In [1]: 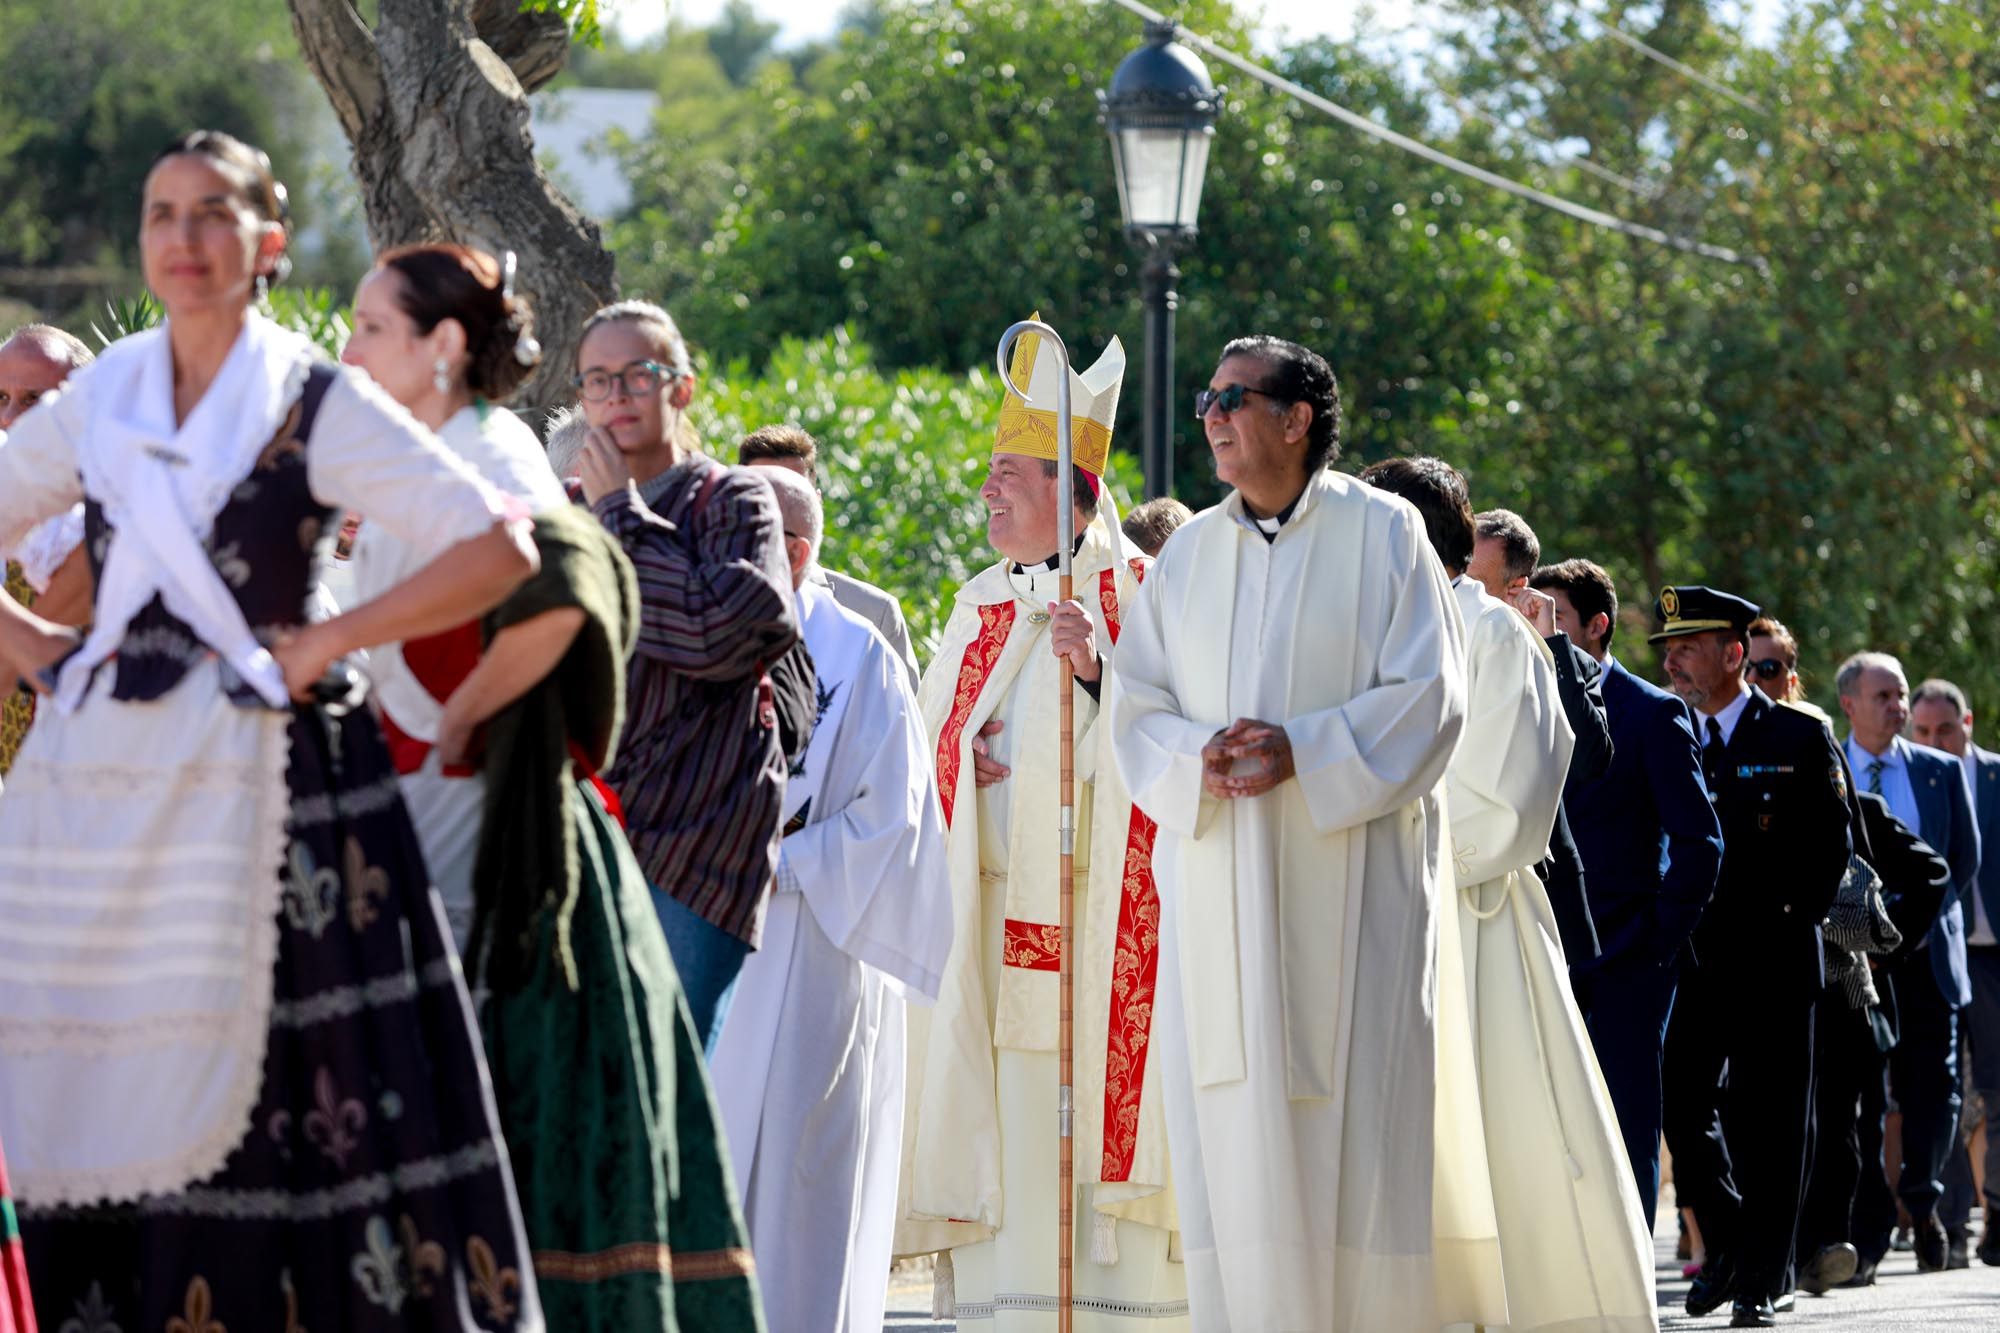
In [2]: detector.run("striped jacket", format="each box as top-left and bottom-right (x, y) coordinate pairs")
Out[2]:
(592, 456), (799, 944)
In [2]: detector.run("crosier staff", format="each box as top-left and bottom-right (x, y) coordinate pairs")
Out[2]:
(994, 317), (1077, 1333)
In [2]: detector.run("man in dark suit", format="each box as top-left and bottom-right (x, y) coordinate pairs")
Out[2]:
(1836, 655), (1983, 1272)
(1913, 677), (2000, 1266)
(1653, 586), (1852, 1328)
(1530, 560), (1721, 1230)
(1470, 511), (1608, 965)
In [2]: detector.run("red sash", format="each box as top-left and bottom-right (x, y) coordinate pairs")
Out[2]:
(1097, 556), (1162, 1183)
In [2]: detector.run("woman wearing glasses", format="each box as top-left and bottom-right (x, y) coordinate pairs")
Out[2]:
(569, 301), (801, 1053)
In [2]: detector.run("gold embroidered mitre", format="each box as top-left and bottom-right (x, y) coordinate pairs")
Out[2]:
(993, 313), (1126, 477)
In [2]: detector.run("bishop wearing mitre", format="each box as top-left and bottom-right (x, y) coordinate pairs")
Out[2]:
(897, 318), (1187, 1329)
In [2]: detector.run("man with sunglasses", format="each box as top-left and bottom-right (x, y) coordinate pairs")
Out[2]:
(1109, 337), (1471, 1329)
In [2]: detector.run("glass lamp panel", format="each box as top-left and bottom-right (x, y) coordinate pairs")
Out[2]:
(1174, 128), (1213, 229)
(1116, 124), (1197, 231)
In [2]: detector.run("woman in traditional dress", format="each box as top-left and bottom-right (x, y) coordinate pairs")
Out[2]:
(340, 246), (766, 1331)
(338, 243), (571, 947)
(0, 130), (545, 1330)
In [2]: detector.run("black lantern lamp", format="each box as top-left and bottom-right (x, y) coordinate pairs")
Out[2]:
(1100, 20), (1221, 499)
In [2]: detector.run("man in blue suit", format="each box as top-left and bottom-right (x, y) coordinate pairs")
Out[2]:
(1531, 559), (1723, 1228)
(1837, 652), (1982, 1272)
(1909, 677), (2000, 1265)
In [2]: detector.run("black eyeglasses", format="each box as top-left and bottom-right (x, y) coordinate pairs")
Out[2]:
(1193, 383), (1284, 420)
(573, 360), (676, 402)
(1750, 658), (1791, 679)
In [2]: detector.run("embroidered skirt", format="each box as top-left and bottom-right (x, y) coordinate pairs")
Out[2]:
(15, 702), (542, 1331)
(479, 779), (763, 1332)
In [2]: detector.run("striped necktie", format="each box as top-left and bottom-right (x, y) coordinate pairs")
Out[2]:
(1867, 758), (1885, 795)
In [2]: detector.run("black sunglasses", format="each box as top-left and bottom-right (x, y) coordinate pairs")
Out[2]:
(1193, 383), (1285, 420)
(1750, 658), (1791, 679)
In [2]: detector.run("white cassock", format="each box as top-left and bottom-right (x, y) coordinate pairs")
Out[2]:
(712, 577), (953, 1333)
(1443, 578), (1658, 1333)
(897, 514), (1187, 1330)
(1109, 470), (1479, 1332)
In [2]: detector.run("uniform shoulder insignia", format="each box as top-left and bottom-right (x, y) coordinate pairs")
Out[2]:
(1832, 761), (1848, 801)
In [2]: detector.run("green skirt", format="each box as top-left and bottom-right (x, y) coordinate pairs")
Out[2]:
(479, 779), (765, 1332)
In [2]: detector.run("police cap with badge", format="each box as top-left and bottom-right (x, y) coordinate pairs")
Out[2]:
(1647, 585), (1761, 643)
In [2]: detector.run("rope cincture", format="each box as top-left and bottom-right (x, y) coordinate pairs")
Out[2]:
(1098, 0), (1768, 274)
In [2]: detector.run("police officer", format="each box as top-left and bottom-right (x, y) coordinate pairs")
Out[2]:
(1653, 586), (1853, 1328)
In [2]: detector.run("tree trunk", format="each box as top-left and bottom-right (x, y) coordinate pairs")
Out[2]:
(287, 0), (616, 417)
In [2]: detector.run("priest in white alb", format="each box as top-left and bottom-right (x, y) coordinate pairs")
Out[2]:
(710, 466), (953, 1332)
(1361, 455), (1657, 1333)
(1108, 336), (1477, 1332)
(896, 318), (1186, 1329)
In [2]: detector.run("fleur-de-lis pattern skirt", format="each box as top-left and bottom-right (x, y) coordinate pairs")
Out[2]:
(18, 704), (543, 1331)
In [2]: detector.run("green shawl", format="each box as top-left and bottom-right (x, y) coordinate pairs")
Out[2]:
(467, 501), (640, 993)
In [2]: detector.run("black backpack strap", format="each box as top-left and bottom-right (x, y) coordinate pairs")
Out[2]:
(294, 362), (340, 444)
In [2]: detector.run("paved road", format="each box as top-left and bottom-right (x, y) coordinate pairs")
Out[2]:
(885, 1195), (2000, 1330)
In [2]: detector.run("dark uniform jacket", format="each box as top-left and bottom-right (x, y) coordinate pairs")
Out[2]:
(1696, 685), (1853, 992)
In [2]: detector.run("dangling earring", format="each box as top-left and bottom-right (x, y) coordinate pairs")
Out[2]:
(254, 273), (270, 307)
(433, 358), (451, 394)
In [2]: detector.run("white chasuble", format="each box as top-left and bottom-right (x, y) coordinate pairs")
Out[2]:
(897, 516), (1187, 1330)
(1108, 471), (1476, 1332)
(713, 580), (952, 1333)
(1443, 579), (1658, 1333)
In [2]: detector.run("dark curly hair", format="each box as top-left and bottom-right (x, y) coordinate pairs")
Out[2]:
(375, 244), (539, 401)
(1217, 335), (1342, 470)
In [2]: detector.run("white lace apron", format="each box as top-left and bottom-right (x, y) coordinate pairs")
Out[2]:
(0, 317), (309, 1205)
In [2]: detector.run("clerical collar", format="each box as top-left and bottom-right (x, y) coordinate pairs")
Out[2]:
(1238, 491), (1305, 543)
(1009, 532), (1088, 576)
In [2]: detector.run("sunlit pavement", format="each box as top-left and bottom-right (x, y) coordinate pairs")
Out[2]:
(884, 1189), (2000, 1330)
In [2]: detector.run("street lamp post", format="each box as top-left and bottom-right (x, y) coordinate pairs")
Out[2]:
(1100, 20), (1220, 500)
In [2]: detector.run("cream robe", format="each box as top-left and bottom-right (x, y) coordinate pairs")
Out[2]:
(897, 515), (1186, 1329)
(714, 580), (952, 1333)
(1444, 579), (1658, 1333)
(1108, 471), (1474, 1332)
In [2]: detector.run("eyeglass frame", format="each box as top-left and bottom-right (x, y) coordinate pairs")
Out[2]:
(1748, 657), (1793, 680)
(1193, 382), (1287, 422)
(572, 359), (683, 402)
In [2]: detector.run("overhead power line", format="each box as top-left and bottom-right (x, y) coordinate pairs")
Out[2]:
(1098, 0), (1765, 273)
(1588, 12), (1767, 115)
(1448, 96), (1662, 199)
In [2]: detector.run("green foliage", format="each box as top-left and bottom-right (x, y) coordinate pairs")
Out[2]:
(706, 0), (782, 84)
(520, 0), (602, 47)
(630, 0), (1548, 508)
(87, 289), (352, 362)
(605, 0), (2000, 707)
(0, 0), (316, 320)
(690, 329), (1005, 657)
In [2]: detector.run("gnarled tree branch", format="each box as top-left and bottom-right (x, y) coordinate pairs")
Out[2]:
(286, 0), (385, 141)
